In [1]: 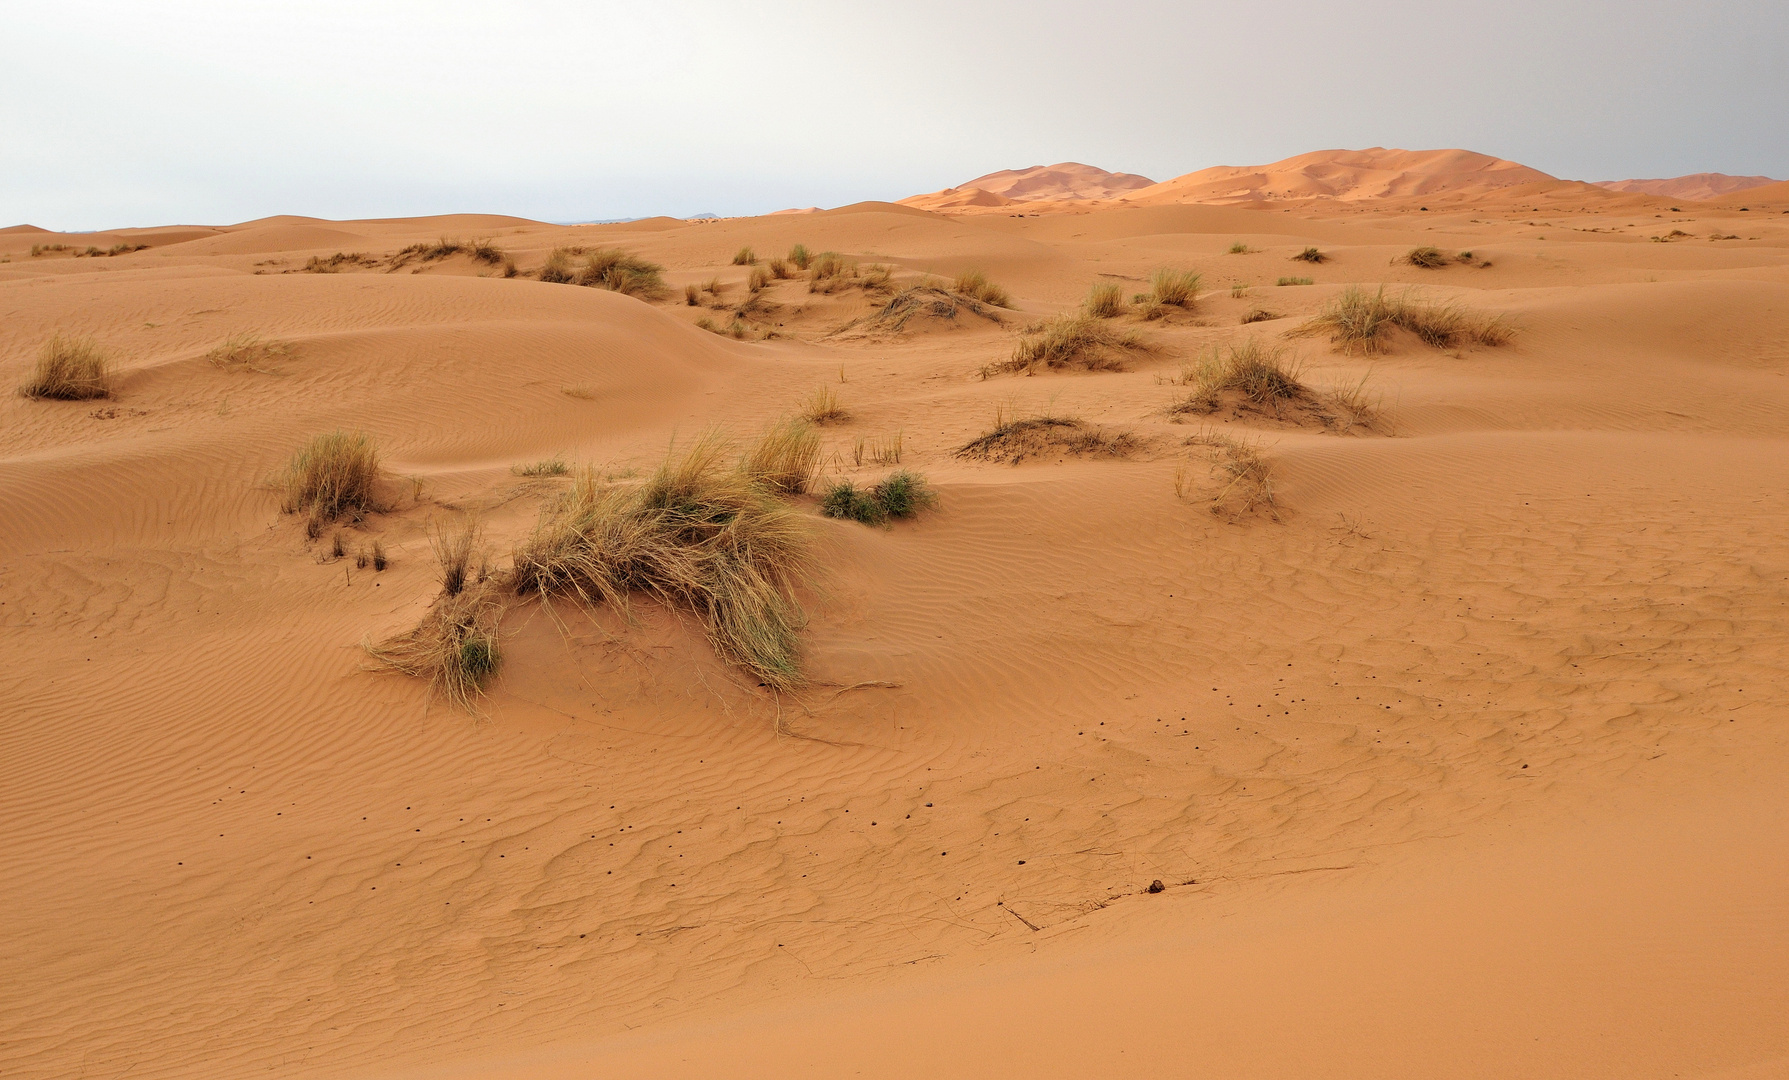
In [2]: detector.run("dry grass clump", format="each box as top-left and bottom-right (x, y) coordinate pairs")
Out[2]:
(1148, 268), (1202, 308)
(388, 238), (502, 270)
(848, 286), (1003, 334)
(1293, 286), (1512, 354)
(206, 332), (293, 372)
(1227, 242), (1253, 254)
(538, 247), (578, 284)
(696, 316), (756, 339)
(511, 434), (816, 688)
(820, 470), (937, 526)
(513, 457), (569, 478)
(806, 252), (883, 294)
(1188, 431), (1280, 520)
(431, 517), (488, 597)
(279, 431), (381, 530)
(1170, 339), (1309, 416)
(1240, 308), (1278, 324)
(366, 571), (503, 711)
(768, 257), (791, 279)
(748, 265), (771, 292)
(956, 409), (1140, 464)
(29, 243), (70, 256)
(799, 384), (849, 424)
(1278, 276), (1314, 286)
(740, 418), (822, 495)
(788, 244), (812, 270)
(1292, 247), (1326, 263)
(19, 334), (112, 400)
(1084, 281), (1126, 318)
(952, 269), (1011, 307)
(575, 248), (667, 297)
(850, 432), (903, 466)
(733, 246), (756, 265)
(990, 313), (1148, 376)
(684, 283), (702, 306)
(1404, 246), (1449, 269)
(304, 251), (379, 273)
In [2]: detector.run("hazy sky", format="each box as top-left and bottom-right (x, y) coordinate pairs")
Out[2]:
(5, 0), (1786, 229)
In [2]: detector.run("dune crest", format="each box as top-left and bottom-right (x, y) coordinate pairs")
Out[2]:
(1122, 146), (1560, 206)
(1592, 172), (1779, 201)
(901, 162), (1154, 211)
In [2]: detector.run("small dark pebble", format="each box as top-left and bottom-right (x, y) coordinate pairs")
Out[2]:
(1147, 879), (1165, 894)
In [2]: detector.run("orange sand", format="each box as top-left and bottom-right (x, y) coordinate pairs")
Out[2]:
(3, 160), (1788, 1079)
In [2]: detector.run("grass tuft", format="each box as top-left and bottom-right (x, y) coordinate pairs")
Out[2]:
(575, 248), (667, 298)
(956, 409), (1140, 464)
(280, 431), (381, 527)
(1404, 246), (1449, 269)
(1292, 247), (1326, 263)
(1277, 276), (1314, 286)
(799, 384), (849, 424)
(732, 246), (757, 266)
(510, 433), (816, 688)
(19, 334), (112, 400)
(991, 313), (1147, 376)
(788, 244), (812, 270)
(1169, 339), (1308, 416)
(684, 283), (701, 306)
(431, 518), (486, 597)
(748, 265), (771, 292)
(1189, 431), (1279, 520)
(513, 457), (569, 478)
(538, 248), (577, 284)
(1292, 286), (1512, 354)
(952, 269), (1011, 307)
(1084, 281), (1126, 318)
(768, 258), (791, 279)
(741, 418), (822, 495)
(1227, 242), (1252, 254)
(820, 470), (937, 526)
(206, 332), (293, 372)
(366, 577), (504, 712)
(1149, 268), (1202, 308)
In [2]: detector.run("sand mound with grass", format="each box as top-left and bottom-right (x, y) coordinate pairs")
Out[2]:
(836, 286), (1005, 336)
(4, 190), (1788, 1080)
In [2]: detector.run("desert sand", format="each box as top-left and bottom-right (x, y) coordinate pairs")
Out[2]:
(3, 148), (1787, 1079)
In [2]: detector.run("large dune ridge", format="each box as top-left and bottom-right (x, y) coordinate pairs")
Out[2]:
(1594, 172), (1781, 200)
(3, 174), (1788, 1079)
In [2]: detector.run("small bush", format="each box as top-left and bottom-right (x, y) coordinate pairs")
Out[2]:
(807, 253), (859, 293)
(1227, 242), (1252, 254)
(1170, 339), (1308, 416)
(992, 313), (1148, 375)
(956, 410), (1139, 464)
(576, 248), (666, 298)
(684, 283), (701, 306)
(733, 246), (756, 265)
(1277, 277), (1314, 286)
(748, 265), (770, 292)
(19, 334), (112, 400)
(1292, 247), (1326, 263)
(1085, 281), (1126, 318)
(371, 540), (388, 571)
(952, 269), (1011, 307)
(1191, 431), (1279, 520)
(280, 431), (381, 526)
(206, 332), (292, 372)
(1149, 268), (1202, 308)
(431, 518), (485, 597)
(741, 418), (821, 495)
(800, 384), (849, 424)
(769, 258), (791, 279)
(820, 471), (936, 526)
(788, 244), (812, 270)
(304, 251), (377, 273)
(1405, 246), (1449, 269)
(538, 248), (577, 284)
(366, 578), (504, 712)
(466, 238), (505, 265)
(1239, 308), (1278, 324)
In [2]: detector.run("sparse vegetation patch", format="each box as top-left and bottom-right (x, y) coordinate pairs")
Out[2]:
(1292, 285), (1512, 354)
(206, 332), (293, 372)
(280, 431), (381, 529)
(989, 313), (1148, 376)
(1085, 281), (1126, 318)
(820, 470), (937, 527)
(19, 334), (112, 400)
(952, 269), (1011, 307)
(956, 411), (1141, 464)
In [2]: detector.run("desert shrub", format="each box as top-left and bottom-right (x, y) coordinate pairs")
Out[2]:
(280, 431), (381, 526)
(205, 332), (292, 372)
(820, 470), (936, 526)
(952, 269), (1010, 307)
(371, 539), (388, 571)
(106, 243), (149, 256)
(956, 410), (1140, 464)
(466, 238), (505, 265)
(741, 418), (822, 495)
(576, 248), (666, 298)
(1292, 247), (1326, 263)
(800, 384), (848, 424)
(684, 283), (701, 306)
(1292, 285), (1511, 354)
(510, 434), (815, 688)
(748, 265), (770, 292)
(849, 286), (1003, 333)
(788, 244), (812, 270)
(304, 252), (377, 273)
(19, 334), (112, 400)
(704, 275), (725, 295)
(1085, 281), (1126, 318)
(1405, 246), (1449, 269)
(991, 313), (1147, 375)
(1170, 339), (1308, 416)
(513, 457), (569, 477)
(733, 246), (756, 265)
(1277, 276), (1314, 286)
(769, 257), (791, 279)
(807, 252), (860, 293)
(431, 518), (486, 597)
(1149, 268), (1202, 307)
(1227, 242), (1252, 254)
(1240, 308), (1277, 324)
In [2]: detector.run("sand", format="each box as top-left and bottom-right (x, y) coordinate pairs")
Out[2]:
(3, 161), (1788, 1079)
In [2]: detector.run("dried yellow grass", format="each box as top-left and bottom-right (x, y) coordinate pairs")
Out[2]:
(1292, 285), (1513, 354)
(799, 384), (849, 424)
(1084, 281), (1126, 318)
(740, 418), (822, 495)
(19, 334), (112, 400)
(952, 269), (1010, 307)
(205, 332), (292, 372)
(990, 313), (1148, 376)
(279, 431), (381, 528)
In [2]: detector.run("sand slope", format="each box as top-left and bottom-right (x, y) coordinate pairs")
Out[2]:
(1124, 147), (1559, 205)
(3, 192), (1787, 1079)
(1594, 172), (1779, 200)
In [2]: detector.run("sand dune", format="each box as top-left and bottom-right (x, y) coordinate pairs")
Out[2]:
(3, 177), (1787, 1079)
(901, 162), (1154, 212)
(1594, 172), (1780, 200)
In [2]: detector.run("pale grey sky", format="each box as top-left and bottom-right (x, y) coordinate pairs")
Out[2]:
(4, 0), (1785, 229)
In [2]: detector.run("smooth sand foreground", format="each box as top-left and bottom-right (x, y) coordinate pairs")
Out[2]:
(2, 187), (1787, 1078)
